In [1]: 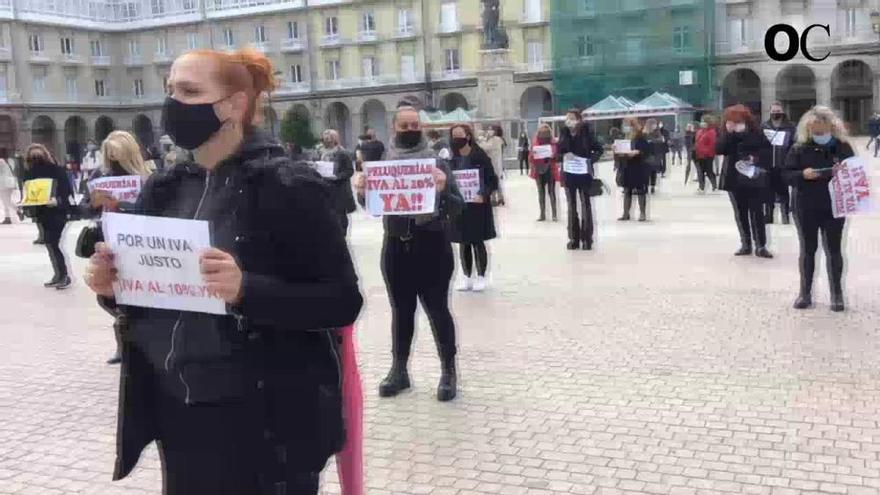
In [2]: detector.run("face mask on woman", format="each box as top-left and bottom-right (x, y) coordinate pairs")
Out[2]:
(700, 122), (708, 129)
(162, 96), (228, 150)
(451, 138), (469, 152)
(565, 119), (578, 130)
(395, 130), (423, 149)
(537, 133), (552, 144)
(812, 133), (833, 146)
(734, 123), (747, 133)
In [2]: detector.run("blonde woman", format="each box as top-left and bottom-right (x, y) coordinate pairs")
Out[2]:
(783, 106), (853, 312)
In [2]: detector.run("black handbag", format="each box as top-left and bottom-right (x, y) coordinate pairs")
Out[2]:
(589, 178), (607, 197)
(75, 223), (103, 259)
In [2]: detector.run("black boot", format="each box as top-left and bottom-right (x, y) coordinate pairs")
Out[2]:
(379, 360), (411, 398)
(566, 240), (579, 250)
(830, 279), (845, 312)
(618, 193), (632, 221)
(581, 240), (592, 251)
(755, 247), (774, 259)
(734, 245), (753, 256)
(106, 351), (122, 365)
(781, 203), (791, 225)
(765, 204), (775, 224)
(437, 355), (457, 402)
(43, 276), (61, 288)
(54, 276), (72, 290)
(794, 271), (813, 309)
(637, 194), (647, 222)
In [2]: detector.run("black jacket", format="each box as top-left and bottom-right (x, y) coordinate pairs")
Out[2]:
(23, 160), (74, 218)
(320, 146), (357, 214)
(783, 139), (854, 214)
(868, 116), (880, 137)
(110, 131), (363, 480)
(715, 128), (772, 192)
(357, 139), (385, 162)
(760, 119), (797, 170)
(449, 146), (498, 243)
(557, 123), (604, 186)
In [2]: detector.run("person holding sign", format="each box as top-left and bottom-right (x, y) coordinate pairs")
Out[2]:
(0, 148), (18, 224)
(354, 102), (464, 402)
(318, 129), (356, 234)
(783, 106), (855, 312)
(614, 118), (652, 222)
(557, 108), (604, 250)
(528, 124), (560, 222)
(23, 144), (74, 289)
(84, 48), (363, 495)
(448, 124), (498, 292)
(761, 102), (797, 225)
(717, 105), (774, 259)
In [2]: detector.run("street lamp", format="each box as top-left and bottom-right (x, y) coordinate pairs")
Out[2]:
(871, 11), (880, 34)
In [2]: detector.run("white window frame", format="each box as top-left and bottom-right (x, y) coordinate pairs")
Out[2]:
(361, 11), (376, 33)
(290, 64), (303, 83)
(156, 36), (167, 55)
(730, 18), (747, 49)
(61, 37), (74, 55)
(254, 25), (268, 44)
(398, 9), (413, 35)
(187, 32), (199, 50)
(673, 25), (689, 54)
(133, 78), (144, 98)
(65, 74), (77, 99)
(128, 40), (141, 57)
(526, 41), (543, 69)
(327, 60), (340, 80)
(845, 8), (858, 38)
(90, 39), (104, 57)
(29, 34), (44, 53)
(325, 16), (339, 36)
(0, 64), (7, 99)
(444, 48), (460, 72)
(151, 0), (165, 15)
(440, 2), (458, 32)
(223, 28), (235, 47)
(400, 54), (415, 81)
(95, 79), (106, 97)
(33, 67), (47, 93)
(286, 21), (299, 40)
(362, 56), (378, 79)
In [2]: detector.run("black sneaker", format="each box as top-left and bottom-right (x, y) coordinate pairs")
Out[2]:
(54, 277), (72, 290)
(734, 246), (753, 256)
(755, 247), (774, 259)
(1, 218), (10, 225)
(34, 239), (45, 245)
(793, 294), (813, 310)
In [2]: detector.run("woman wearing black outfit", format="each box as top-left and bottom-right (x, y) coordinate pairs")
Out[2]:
(644, 119), (666, 194)
(85, 48), (363, 495)
(615, 118), (651, 222)
(355, 103), (464, 402)
(783, 106), (853, 312)
(23, 144), (73, 289)
(448, 124), (498, 292)
(318, 129), (356, 233)
(529, 124), (559, 222)
(683, 123), (696, 183)
(517, 131), (529, 175)
(557, 109), (604, 250)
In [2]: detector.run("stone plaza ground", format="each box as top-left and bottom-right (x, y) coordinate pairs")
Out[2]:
(1, 143), (879, 495)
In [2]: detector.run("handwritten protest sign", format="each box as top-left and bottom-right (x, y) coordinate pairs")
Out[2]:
(19, 178), (54, 206)
(532, 145), (553, 160)
(313, 161), (336, 179)
(102, 212), (226, 315)
(563, 155), (590, 175)
(363, 159), (437, 216)
(830, 157), (873, 218)
(452, 169), (481, 203)
(763, 129), (787, 147)
(88, 175), (143, 202)
(613, 139), (632, 153)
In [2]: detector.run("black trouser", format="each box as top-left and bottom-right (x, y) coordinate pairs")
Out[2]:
(621, 189), (647, 217)
(565, 180), (593, 244)
(672, 148), (683, 164)
(518, 156), (528, 174)
(336, 211), (349, 236)
(381, 230), (457, 365)
(459, 242), (487, 277)
(730, 189), (767, 248)
(795, 208), (845, 296)
(40, 214), (68, 280)
(696, 158), (717, 191)
(659, 153), (668, 175)
(535, 171), (557, 219)
(765, 183), (791, 221)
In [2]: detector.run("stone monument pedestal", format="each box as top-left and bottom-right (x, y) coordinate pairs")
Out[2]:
(476, 49), (517, 169)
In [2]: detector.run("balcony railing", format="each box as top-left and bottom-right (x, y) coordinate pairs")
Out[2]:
(0, 47), (11, 61)
(17, 0), (202, 29)
(281, 38), (305, 52)
(276, 81), (310, 94)
(29, 51), (52, 63)
(206, 0), (304, 18)
(125, 54), (144, 66)
(320, 33), (341, 46)
(91, 55), (112, 66)
(439, 69), (463, 80)
(520, 13), (546, 25)
(515, 61), (550, 73)
(438, 22), (461, 35)
(59, 53), (85, 65)
(395, 26), (416, 38)
(154, 52), (174, 64)
(357, 30), (378, 43)
(251, 41), (270, 52)
(315, 74), (425, 91)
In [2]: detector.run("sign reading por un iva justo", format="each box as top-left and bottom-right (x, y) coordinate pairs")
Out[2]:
(764, 24), (831, 62)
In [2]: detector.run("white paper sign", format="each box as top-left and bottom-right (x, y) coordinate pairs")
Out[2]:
(88, 175), (143, 202)
(532, 145), (553, 160)
(830, 157), (873, 218)
(735, 159), (757, 179)
(363, 159), (437, 216)
(563, 155), (590, 175)
(763, 129), (787, 147)
(102, 212), (226, 315)
(613, 139), (632, 153)
(452, 169), (481, 203)
(313, 161), (336, 179)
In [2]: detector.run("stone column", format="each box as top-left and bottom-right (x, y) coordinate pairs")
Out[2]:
(873, 72), (880, 112)
(816, 76), (832, 107)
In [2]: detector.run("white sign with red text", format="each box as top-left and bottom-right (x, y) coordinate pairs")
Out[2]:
(830, 157), (873, 218)
(363, 159), (437, 216)
(452, 169), (481, 203)
(88, 175), (143, 202)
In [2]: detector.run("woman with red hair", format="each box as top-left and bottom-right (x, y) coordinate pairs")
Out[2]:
(716, 104), (774, 258)
(85, 47), (363, 494)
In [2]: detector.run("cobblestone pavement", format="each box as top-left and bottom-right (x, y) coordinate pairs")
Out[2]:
(1, 142), (879, 495)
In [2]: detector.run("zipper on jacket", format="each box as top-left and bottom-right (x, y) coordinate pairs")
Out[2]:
(326, 332), (343, 391)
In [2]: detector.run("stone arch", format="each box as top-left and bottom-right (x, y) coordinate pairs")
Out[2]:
(291, 103), (310, 120)
(831, 59), (874, 134)
(95, 116), (115, 143)
(0, 115), (15, 155)
(722, 69), (762, 117)
(31, 115), (57, 154)
(440, 92), (469, 112)
(361, 99), (388, 144)
(520, 86), (553, 136)
(132, 114), (155, 149)
(325, 102), (352, 147)
(64, 116), (88, 162)
(776, 65), (817, 125)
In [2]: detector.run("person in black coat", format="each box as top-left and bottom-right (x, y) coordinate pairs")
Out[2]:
(557, 108), (604, 250)
(761, 102), (797, 224)
(517, 131), (529, 175)
(683, 123), (697, 184)
(85, 49), (363, 495)
(783, 106), (854, 312)
(318, 129), (356, 234)
(448, 124), (498, 292)
(644, 118), (667, 194)
(614, 118), (652, 222)
(717, 104), (774, 259)
(23, 143), (74, 288)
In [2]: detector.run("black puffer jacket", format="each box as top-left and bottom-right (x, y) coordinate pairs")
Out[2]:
(111, 131), (363, 480)
(783, 139), (854, 214)
(715, 128), (773, 192)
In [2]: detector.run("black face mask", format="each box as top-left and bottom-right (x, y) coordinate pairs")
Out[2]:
(395, 130), (422, 149)
(771, 113), (784, 120)
(109, 160), (127, 176)
(451, 138), (469, 153)
(161, 96), (226, 150)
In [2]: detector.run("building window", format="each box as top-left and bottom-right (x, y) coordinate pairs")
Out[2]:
(90, 39), (104, 57)
(286, 21), (299, 40)
(182, 0), (195, 11)
(582, 0), (595, 12)
(444, 48), (460, 72)
(223, 28), (235, 47)
(151, 0), (165, 15)
(65, 72), (77, 99)
(577, 35), (594, 57)
(128, 40), (141, 57)
(440, 2), (458, 32)
(29, 34), (44, 53)
(0, 64), (7, 99)
(400, 54), (415, 81)
(290, 64), (303, 83)
(361, 12), (376, 33)
(187, 32), (199, 50)
(33, 67), (47, 93)
(729, 18), (747, 49)
(327, 60), (340, 80)
(162, 74), (169, 93)
(673, 26), (690, 54)
(133, 79), (144, 98)
(325, 16), (339, 36)
(95, 79), (106, 97)
(845, 8), (857, 38)
(527, 41), (543, 68)
(398, 9), (413, 35)
(523, 0), (541, 22)
(156, 36), (167, 55)
(254, 25), (268, 44)
(61, 37), (74, 55)
(0, 25), (5, 48)
(362, 56), (378, 79)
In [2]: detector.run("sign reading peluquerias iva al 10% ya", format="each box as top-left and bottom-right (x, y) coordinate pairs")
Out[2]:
(101, 212), (227, 315)
(363, 159), (437, 216)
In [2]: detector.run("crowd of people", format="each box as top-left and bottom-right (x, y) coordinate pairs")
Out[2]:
(0, 45), (865, 495)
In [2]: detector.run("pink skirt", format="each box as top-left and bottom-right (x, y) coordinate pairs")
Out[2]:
(335, 325), (363, 495)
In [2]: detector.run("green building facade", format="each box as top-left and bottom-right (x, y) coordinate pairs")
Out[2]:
(551, 0), (716, 112)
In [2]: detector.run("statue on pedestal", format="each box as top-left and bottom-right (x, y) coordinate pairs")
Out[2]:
(481, 0), (509, 49)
